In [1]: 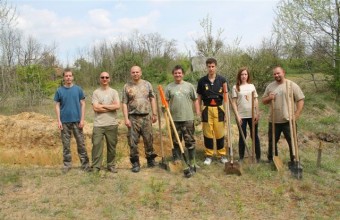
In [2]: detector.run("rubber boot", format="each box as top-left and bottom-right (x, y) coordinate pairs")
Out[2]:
(130, 156), (140, 173)
(188, 148), (197, 173)
(146, 153), (157, 168)
(172, 146), (181, 161)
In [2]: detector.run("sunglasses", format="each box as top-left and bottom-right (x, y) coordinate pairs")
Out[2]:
(100, 76), (110, 79)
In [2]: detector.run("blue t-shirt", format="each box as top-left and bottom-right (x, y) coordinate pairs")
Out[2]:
(54, 85), (85, 123)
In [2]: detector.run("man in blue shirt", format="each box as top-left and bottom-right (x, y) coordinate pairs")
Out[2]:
(54, 68), (90, 173)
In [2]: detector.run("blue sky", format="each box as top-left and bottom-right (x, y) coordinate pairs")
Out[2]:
(11, 0), (279, 64)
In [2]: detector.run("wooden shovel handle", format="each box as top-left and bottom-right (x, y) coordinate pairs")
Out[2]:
(158, 85), (168, 108)
(158, 85), (185, 154)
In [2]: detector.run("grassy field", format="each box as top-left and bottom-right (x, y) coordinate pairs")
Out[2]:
(0, 73), (339, 219)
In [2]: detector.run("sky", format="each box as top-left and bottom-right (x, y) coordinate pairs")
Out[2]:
(10, 0), (279, 65)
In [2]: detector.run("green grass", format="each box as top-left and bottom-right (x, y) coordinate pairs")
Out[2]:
(0, 73), (339, 219)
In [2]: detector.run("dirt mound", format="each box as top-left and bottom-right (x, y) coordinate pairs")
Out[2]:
(0, 112), (92, 149)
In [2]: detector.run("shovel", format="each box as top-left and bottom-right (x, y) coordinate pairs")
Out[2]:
(155, 93), (168, 170)
(224, 84), (242, 176)
(251, 91), (256, 163)
(287, 82), (303, 179)
(158, 85), (193, 178)
(228, 95), (251, 162)
(164, 109), (183, 173)
(271, 100), (284, 171)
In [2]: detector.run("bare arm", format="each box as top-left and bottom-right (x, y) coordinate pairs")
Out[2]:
(197, 94), (202, 116)
(79, 99), (85, 128)
(295, 99), (304, 120)
(55, 102), (62, 130)
(93, 101), (120, 113)
(262, 92), (275, 105)
(194, 99), (200, 116)
(231, 97), (241, 124)
(122, 103), (131, 128)
(253, 97), (260, 123)
(150, 97), (157, 123)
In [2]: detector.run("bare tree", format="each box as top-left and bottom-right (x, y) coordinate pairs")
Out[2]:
(194, 15), (224, 57)
(0, 0), (16, 28)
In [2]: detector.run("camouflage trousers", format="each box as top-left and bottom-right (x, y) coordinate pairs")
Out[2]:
(127, 114), (155, 162)
(61, 122), (89, 169)
(171, 120), (196, 163)
(171, 120), (196, 150)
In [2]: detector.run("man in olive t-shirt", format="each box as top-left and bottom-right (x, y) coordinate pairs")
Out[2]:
(165, 65), (200, 175)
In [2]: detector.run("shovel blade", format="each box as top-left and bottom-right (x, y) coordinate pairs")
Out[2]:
(168, 160), (183, 173)
(273, 156), (284, 171)
(224, 161), (242, 176)
(290, 161), (303, 179)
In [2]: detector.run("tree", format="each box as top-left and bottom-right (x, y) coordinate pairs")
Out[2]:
(0, 0), (16, 28)
(274, 0), (340, 96)
(193, 15), (224, 57)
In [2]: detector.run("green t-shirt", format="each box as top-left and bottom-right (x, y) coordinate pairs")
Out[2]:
(165, 81), (197, 121)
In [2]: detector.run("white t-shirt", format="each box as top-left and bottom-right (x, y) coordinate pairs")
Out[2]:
(232, 84), (258, 118)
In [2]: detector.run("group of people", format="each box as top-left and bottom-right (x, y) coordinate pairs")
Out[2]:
(54, 58), (304, 175)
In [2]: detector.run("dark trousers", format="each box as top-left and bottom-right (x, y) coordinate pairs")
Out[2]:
(238, 118), (261, 160)
(267, 122), (294, 162)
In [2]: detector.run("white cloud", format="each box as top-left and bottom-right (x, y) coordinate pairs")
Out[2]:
(117, 10), (160, 31)
(114, 2), (126, 10)
(88, 9), (112, 28)
(16, 5), (84, 39)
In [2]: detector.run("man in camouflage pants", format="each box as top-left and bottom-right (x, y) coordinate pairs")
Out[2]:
(54, 68), (90, 173)
(122, 66), (158, 173)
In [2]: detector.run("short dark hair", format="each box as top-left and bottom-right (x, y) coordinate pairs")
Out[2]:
(206, 58), (217, 66)
(63, 68), (72, 76)
(172, 65), (185, 74)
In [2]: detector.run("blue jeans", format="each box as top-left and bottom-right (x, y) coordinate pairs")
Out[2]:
(238, 118), (261, 160)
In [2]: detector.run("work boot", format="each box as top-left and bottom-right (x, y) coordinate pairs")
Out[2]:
(107, 166), (118, 173)
(130, 156), (140, 173)
(131, 162), (140, 173)
(188, 148), (196, 166)
(62, 166), (71, 174)
(146, 153), (157, 168)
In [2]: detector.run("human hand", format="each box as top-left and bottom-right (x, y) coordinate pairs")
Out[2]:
(152, 115), (157, 123)
(78, 120), (84, 128)
(194, 115), (201, 126)
(125, 119), (131, 128)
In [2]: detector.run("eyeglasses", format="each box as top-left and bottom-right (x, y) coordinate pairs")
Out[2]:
(100, 76), (110, 79)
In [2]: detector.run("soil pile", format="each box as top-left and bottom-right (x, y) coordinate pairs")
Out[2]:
(0, 112), (92, 149)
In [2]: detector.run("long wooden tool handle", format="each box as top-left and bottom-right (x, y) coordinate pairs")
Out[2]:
(158, 85), (185, 154)
(251, 91), (255, 162)
(223, 84), (234, 161)
(228, 95), (250, 155)
(163, 109), (173, 148)
(271, 99), (275, 155)
(290, 86), (299, 161)
(286, 82), (296, 159)
(155, 93), (164, 157)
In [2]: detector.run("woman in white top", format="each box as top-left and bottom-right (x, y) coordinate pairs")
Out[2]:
(231, 67), (261, 162)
